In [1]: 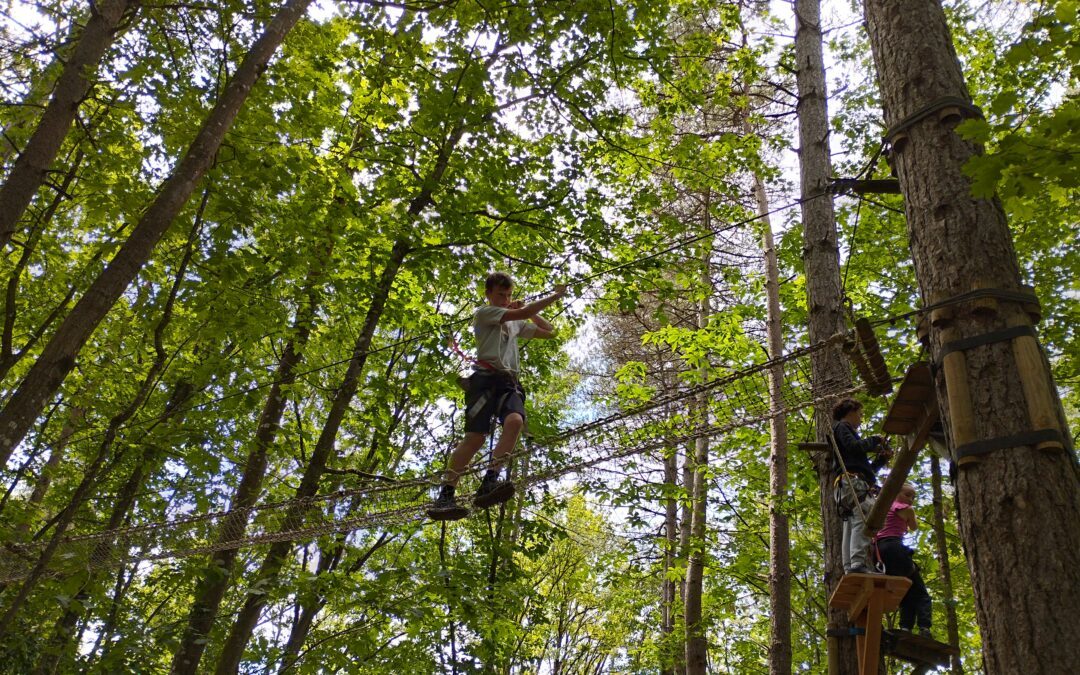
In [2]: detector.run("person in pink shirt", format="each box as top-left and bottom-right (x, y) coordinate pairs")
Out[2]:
(875, 483), (933, 638)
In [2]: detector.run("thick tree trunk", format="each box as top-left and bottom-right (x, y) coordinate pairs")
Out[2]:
(0, 0), (134, 249)
(0, 0), (314, 467)
(212, 239), (409, 674)
(862, 2), (1080, 672)
(170, 246), (329, 675)
(930, 455), (963, 675)
(753, 170), (792, 675)
(793, 2), (856, 673)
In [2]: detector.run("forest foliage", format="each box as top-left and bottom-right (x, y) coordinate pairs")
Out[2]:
(0, 0), (1075, 672)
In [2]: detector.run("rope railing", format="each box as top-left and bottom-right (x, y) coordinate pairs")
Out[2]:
(0, 332), (861, 583)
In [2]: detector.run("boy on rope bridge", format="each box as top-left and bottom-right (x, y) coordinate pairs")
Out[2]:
(874, 482), (934, 638)
(427, 272), (567, 521)
(831, 397), (893, 574)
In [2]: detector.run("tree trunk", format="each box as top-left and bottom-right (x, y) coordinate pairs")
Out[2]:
(930, 455), (963, 675)
(275, 348), (415, 672)
(16, 406), (83, 536)
(660, 444), (680, 675)
(0, 151), (83, 383)
(0, 0), (134, 249)
(170, 240), (330, 675)
(0, 0), (314, 467)
(862, 2), (1079, 672)
(684, 247), (712, 675)
(0, 212), (197, 636)
(793, 1), (856, 673)
(212, 239), (409, 675)
(753, 168), (792, 675)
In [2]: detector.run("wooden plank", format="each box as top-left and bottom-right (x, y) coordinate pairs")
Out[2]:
(863, 591), (885, 675)
(882, 629), (960, 666)
(882, 363), (935, 436)
(866, 392), (938, 535)
(828, 574), (911, 619)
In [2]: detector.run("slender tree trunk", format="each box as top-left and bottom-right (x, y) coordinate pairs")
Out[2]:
(33, 381), (191, 675)
(0, 214), (197, 636)
(660, 443), (680, 675)
(212, 239), (409, 675)
(15, 406), (83, 536)
(0, 0), (134, 249)
(684, 247), (712, 675)
(0, 151), (83, 383)
(170, 240), (331, 675)
(793, 2), (857, 673)
(930, 455), (963, 675)
(0, 0), (314, 467)
(274, 352), (414, 671)
(754, 169), (792, 675)
(863, 2), (1079, 672)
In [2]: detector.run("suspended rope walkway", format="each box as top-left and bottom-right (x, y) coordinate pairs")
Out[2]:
(0, 331), (865, 583)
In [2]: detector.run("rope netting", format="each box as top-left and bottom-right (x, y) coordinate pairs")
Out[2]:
(0, 332), (863, 583)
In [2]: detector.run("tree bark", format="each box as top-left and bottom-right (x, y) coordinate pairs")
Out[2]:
(793, 1), (857, 673)
(862, 2), (1079, 672)
(0, 0), (134, 249)
(0, 151), (83, 382)
(753, 168), (792, 675)
(16, 406), (83, 537)
(0, 0), (314, 467)
(930, 455), (963, 675)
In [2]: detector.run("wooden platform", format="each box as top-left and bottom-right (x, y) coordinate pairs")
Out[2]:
(829, 573), (912, 675)
(881, 362), (938, 451)
(882, 629), (960, 675)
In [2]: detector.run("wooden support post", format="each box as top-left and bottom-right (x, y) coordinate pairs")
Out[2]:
(1011, 319), (1065, 452)
(829, 574), (912, 675)
(865, 436), (917, 535)
(937, 323), (978, 467)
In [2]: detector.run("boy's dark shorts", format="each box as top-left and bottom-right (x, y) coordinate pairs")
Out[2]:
(464, 372), (526, 434)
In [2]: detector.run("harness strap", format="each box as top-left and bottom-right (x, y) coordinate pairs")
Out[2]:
(826, 425), (873, 528)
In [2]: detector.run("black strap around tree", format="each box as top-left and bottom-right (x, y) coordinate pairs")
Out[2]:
(938, 324), (1038, 360)
(884, 95), (983, 145)
(955, 428), (1066, 461)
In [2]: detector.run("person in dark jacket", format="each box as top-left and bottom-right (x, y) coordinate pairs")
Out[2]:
(831, 397), (892, 573)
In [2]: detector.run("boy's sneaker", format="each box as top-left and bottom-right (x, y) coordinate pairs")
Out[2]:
(427, 488), (469, 521)
(474, 473), (515, 508)
(847, 565), (881, 575)
(917, 627), (933, 639)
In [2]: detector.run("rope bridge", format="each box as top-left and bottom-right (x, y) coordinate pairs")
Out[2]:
(0, 332), (865, 583)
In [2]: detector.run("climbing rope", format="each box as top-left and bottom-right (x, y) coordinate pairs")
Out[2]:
(0, 331), (862, 583)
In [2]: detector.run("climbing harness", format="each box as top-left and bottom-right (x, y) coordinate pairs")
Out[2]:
(826, 422), (884, 563)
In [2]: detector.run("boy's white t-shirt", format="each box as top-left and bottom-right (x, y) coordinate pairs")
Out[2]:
(473, 305), (537, 374)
